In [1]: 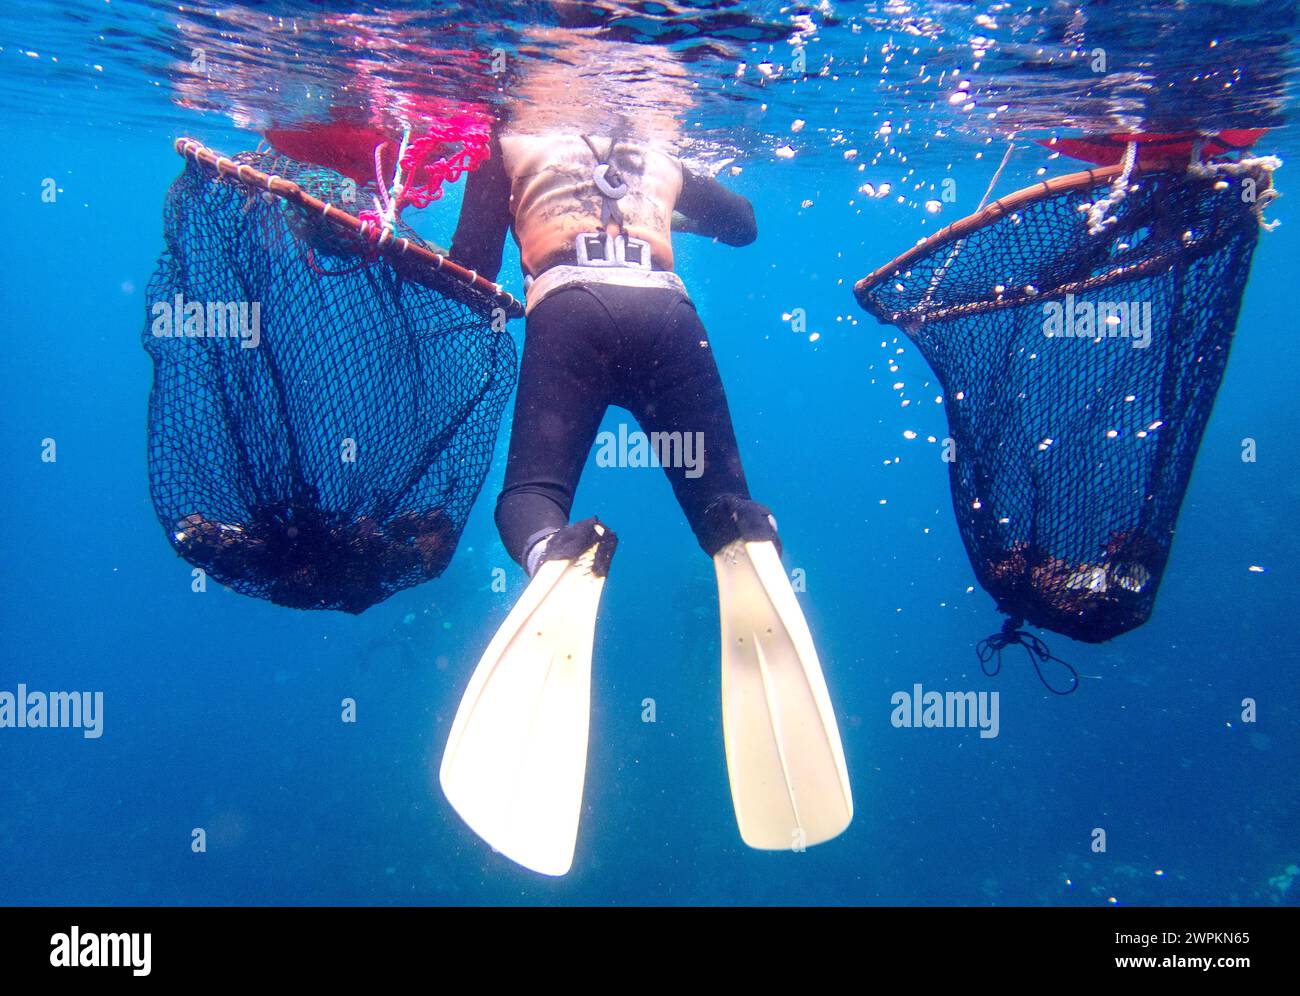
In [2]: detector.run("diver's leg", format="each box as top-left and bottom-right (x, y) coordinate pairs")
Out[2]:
(447, 286), (620, 875)
(625, 287), (852, 850)
(495, 286), (614, 572)
(622, 289), (778, 553)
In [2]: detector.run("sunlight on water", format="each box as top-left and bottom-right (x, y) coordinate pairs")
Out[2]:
(3, 1), (1295, 160)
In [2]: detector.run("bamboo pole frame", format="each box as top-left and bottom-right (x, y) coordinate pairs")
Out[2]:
(854, 161), (1271, 322)
(853, 163), (1144, 308)
(174, 137), (525, 318)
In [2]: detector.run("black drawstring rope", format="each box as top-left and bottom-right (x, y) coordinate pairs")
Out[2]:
(976, 616), (1079, 695)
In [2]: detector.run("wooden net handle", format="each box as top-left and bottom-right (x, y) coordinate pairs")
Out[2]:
(853, 163), (1148, 306)
(174, 137), (524, 318)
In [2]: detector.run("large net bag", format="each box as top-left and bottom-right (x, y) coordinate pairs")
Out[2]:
(143, 139), (521, 613)
(856, 154), (1276, 682)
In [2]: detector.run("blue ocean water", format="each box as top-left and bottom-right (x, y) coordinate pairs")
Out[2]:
(1, 1), (1297, 905)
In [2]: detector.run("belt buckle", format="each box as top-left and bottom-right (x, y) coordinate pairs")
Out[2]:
(616, 236), (651, 270)
(574, 232), (616, 267)
(573, 232), (653, 269)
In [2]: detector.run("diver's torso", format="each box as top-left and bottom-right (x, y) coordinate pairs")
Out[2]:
(499, 133), (683, 277)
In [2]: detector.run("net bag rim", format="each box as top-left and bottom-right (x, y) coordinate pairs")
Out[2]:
(852, 161), (1272, 321)
(848, 155), (1272, 649)
(172, 137), (525, 319)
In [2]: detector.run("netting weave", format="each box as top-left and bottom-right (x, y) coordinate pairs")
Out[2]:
(143, 151), (517, 613)
(858, 166), (1268, 642)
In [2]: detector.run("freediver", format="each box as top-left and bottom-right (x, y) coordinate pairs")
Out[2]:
(436, 120), (853, 874)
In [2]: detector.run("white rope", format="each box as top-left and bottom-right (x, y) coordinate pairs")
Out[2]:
(977, 136), (1018, 212)
(370, 128), (413, 235)
(1086, 140), (1137, 235)
(1187, 147), (1283, 230)
(919, 136), (1018, 308)
(1187, 152), (1283, 178)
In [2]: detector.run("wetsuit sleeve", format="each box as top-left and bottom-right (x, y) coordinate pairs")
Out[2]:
(675, 167), (757, 246)
(449, 134), (512, 281)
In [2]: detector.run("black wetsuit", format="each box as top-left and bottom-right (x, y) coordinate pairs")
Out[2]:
(450, 141), (779, 568)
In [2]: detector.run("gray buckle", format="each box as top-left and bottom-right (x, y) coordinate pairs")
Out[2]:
(573, 233), (652, 269)
(617, 236), (651, 270)
(574, 232), (615, 266)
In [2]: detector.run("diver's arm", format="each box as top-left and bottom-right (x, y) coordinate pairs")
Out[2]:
(674, 167), (757, 246)
(449, 135), (512, 281)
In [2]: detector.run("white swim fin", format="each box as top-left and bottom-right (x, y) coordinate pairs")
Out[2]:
(439, 519), (617, 876)
(714, 538), (853, 851)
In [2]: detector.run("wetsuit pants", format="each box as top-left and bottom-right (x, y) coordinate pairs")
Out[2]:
(494, 282), (779, 568)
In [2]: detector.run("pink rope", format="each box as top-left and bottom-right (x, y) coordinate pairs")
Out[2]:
(399, 113), (492, 209)
(344, 112), (493, 231)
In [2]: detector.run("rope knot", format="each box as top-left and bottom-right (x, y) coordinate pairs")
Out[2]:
(976, 616), (1079, 695)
